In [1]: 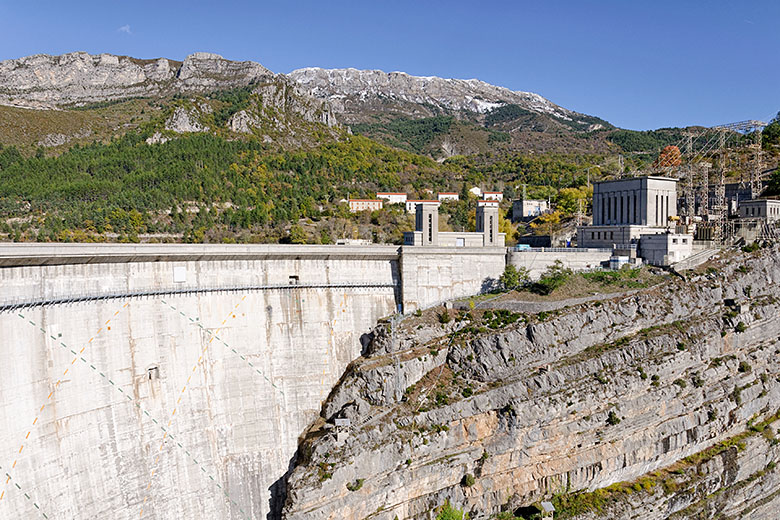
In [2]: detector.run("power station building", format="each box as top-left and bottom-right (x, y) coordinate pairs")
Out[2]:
(403, 201), (505, 247)
(578, 176), (680, 248)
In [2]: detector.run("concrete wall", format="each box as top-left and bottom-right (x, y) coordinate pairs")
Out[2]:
(400, 247), (506, 311)
(508, 249), (613, 280)
(0, 255), (398, 520)
(0, 243), (513, 519)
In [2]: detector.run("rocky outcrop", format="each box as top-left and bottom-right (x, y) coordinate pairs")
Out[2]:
(164, 106), (209, 133)
(0, 51), (271, 108)
(282, 247), (780, 519)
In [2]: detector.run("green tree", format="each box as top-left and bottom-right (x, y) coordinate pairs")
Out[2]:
(436, 500), (468, 520)
(533, 260), (572, 295)
(499, 264), (529, 291)
(288, 224), (307, 244)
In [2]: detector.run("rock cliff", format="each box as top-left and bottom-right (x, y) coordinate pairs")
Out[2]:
(282, 247), (780, 519)
(0, 52), (271, 108)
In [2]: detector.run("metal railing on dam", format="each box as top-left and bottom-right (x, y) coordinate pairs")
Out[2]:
(0, 282), (397, 313)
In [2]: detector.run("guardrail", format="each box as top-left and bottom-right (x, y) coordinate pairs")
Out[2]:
(511, 247), (613, 253)
(0, 282), (398, 314)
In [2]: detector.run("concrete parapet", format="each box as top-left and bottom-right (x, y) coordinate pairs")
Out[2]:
(0, 243), (401, 267)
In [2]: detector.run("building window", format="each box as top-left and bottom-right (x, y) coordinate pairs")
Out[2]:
(672, 238), (678, 244)
(428, 214), (433, 242)
(610, 231), (614, 240)
(591, 232), (595, 239)
(682, 238), (687, 244)
(456, 237), (465, 247)
(655, 194), (659, 225)
(489, 215), (494, 243)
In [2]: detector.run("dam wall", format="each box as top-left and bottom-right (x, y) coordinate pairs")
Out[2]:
(0, 246), (399, 519)
(0, 244), (506, 519)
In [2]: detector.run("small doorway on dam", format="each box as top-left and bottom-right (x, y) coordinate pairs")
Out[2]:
(289, 275), (300, 285)
(147, 366), (160, 381)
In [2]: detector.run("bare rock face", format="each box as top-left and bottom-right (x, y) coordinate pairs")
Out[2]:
(0, 52), (272, 108)
(282, 247), (780, 519)
(228, 109), (261, 134)
(164, 107), (208, 133)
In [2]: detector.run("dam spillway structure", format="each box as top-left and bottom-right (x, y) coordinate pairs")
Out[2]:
(0, 244), (506, 519)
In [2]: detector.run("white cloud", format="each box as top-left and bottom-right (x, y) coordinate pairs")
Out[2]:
(118, 24), (131, 35)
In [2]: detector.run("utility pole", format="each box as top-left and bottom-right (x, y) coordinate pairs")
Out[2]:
(618, 155), (624, 178)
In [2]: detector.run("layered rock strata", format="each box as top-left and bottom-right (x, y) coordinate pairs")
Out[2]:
(282, 247), (780, 519)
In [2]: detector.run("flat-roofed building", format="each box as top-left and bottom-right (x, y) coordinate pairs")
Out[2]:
(406, 199), (440, 214)
(640, 233), (693, 266)
(348, 199), (383, 213)
(512, 199), (549, 221)
(376, 192), (407, 204)
(483, 191), (504, 201)
(578, 176), (680, 248)
(738, 199), (780, 221)
(477, 199), (500, 208)
(437, 192), (459, 202)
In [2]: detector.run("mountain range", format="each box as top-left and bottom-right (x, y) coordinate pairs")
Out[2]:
(0, 51), (617, 156)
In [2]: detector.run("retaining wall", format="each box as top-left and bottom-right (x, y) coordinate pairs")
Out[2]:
(507, 249), (613, 280)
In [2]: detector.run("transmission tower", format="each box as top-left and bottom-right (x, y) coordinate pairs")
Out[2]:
(714, 130), (727, 240)
(685, 133), (694, 219)
(712, 120), (767, 199)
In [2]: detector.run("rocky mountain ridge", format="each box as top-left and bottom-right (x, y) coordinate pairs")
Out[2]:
(0, 51), (272, 108)
(281, 248), (780, 519)
(289, 67), (602, 128)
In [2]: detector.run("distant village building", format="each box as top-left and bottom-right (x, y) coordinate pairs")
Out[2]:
(483, 191), (504, 201)
(512, 198), (549, 222)
(437, 192), (459, 202)
(406, 199), (440, 214)
(469, 187), (483, 198)
(404, 201), (504, 247)
(376, 192), (407, 204)
(738, 199), (780, 221)
(348, 199), (383, 213)
(477, 199), (500, 208)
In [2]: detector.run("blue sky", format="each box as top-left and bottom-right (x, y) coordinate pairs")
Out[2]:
(1, 1), (777, 130)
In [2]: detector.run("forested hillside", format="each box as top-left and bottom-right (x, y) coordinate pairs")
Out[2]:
(0, 129), (606, 244)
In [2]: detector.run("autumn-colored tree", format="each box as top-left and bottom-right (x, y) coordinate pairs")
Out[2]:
(656, 145), (682, 168)
(530, 210), (562, 237)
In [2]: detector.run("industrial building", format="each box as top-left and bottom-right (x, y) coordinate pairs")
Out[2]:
(575, 175), (698, 266)
(403, 201), (505, 247)
(512, 198), (549, 222)
(578, 176), (680, 248)
(738, 199), (780, 221)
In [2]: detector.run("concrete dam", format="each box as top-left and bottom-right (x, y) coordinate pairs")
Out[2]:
(0, 244), (505, 519)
